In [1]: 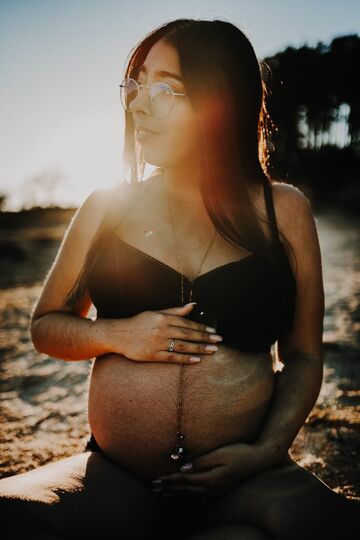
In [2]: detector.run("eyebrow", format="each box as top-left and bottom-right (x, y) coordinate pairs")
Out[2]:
(139, 65), (184, 83)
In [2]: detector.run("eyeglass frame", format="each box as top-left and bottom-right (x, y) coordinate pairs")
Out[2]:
(118, 76), (189, 117)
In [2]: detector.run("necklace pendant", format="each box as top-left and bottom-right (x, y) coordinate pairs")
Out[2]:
(170, 451), (180, 461)
(170, 435), (186, 461)
(170, 446), (186, 461)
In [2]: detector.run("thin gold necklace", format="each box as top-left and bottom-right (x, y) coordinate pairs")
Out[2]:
(166, 183), (217, 462)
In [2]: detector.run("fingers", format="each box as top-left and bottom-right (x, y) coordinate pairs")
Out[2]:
(160, 302), (198, 316)
(153, 327), (223, 365)
(154, 350), (202, 364)
(160, 303), (218, 335)
(161, 336), (221, 360)
(168, 312), (217, 335)
(169, 323), (223, 346)
(155, 340), (221, 363)
(157, 305), (223, 345)
(152, 306), (223, 364)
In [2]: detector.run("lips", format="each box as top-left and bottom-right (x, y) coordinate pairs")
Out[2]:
(135, 129), (158, 142)
(135, 125), (159, 135)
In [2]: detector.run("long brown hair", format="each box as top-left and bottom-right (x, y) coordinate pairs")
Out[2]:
(65, 18), (296, 335)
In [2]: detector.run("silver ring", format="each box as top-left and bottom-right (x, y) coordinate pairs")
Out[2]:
(168, 338), (176, 352)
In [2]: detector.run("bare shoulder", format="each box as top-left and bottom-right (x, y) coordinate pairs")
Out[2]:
(271, 181), (317, 244)
(68, 179), (147, 254)
(60, 184), (125, 248)
(112, 176), (160, 234)
(271, 181), (313, 233)
(94, 179), (151, 226)
(270, 181), (321, 280)
(30, 181), (137, 322)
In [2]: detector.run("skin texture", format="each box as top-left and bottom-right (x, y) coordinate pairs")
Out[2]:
(1, 37), (359, 540)
(88, 347), (276, 480)
(130, 39), (203, 205)
(87, 172), (279, 480)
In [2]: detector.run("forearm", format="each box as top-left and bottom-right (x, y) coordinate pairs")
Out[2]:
(30, 312), (128, 361)
(255, 351), (323, 466)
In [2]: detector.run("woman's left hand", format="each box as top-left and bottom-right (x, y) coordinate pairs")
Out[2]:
(151, 442), (275, 499)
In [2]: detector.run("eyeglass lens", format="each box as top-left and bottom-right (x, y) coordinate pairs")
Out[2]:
(120, 78), (174, 117)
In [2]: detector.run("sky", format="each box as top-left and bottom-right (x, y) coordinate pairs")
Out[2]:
(1, 0), (359, 210)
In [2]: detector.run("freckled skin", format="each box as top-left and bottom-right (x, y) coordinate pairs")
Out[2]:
(88, 345), (276, 481)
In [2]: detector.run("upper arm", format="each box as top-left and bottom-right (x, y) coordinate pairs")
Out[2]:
(30, 188), (111, 323)
(273, 183), (325, 362)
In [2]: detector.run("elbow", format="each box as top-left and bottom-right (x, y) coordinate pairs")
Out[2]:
(279, 349), (324, 381)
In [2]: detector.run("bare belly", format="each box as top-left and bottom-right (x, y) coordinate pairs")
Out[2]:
(88, 345), (276, 481)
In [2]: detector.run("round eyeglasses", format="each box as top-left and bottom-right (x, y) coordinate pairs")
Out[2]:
(119, 76), (189, 118)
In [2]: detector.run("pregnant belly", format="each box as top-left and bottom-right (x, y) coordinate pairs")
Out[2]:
(88, 345), (276, 481)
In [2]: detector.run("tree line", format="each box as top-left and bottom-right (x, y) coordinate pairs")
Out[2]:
(261, 34), (359, 211)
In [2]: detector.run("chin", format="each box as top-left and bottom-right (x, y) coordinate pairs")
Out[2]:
(141, 152), (174, 169)
(143, 152), (193, 170)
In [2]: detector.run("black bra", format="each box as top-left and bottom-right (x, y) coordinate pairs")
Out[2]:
(88, 180), (297, 353)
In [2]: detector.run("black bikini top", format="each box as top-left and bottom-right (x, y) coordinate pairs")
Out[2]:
(88, 179), (297, 353)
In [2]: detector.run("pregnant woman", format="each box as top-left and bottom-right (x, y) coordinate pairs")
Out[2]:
(0, 17), (358, 540)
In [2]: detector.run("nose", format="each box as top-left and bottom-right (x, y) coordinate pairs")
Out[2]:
(129, 85), (151, 115)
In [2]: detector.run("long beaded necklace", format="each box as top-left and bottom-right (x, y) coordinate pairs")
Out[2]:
(166, 185), (217, 462)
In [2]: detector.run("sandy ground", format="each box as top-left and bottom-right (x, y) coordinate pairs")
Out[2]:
(0, 217), (359, 504)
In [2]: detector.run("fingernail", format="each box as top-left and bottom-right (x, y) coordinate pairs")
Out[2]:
(206, 327), (216, 333)
(210, 334), (223, 342)
(189, 357), (201, 363)
(185, 302), (197, 307)
(180, 462), (193, 472)
(205, 344), (218, 352)
(152, 479), (162, 484)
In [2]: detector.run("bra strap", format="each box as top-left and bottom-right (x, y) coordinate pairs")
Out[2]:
(263, 179), (281, 245)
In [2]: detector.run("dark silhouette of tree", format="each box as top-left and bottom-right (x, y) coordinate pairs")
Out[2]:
(259, 34), (360, 211)
(262, 34), (360, 153)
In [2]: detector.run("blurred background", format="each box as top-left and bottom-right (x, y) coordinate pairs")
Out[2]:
(0, 0), (359, 501)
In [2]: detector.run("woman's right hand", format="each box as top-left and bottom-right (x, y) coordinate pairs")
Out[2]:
(117, 303), (223, 364)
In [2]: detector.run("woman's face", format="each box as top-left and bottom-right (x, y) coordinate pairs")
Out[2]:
(129, 39), (200, 169)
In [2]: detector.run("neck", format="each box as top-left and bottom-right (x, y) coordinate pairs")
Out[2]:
(161, 165), (203, 206)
